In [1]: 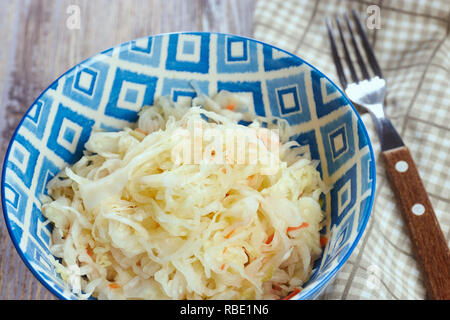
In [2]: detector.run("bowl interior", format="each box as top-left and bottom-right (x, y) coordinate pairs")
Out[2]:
(2, 32), (375, 300)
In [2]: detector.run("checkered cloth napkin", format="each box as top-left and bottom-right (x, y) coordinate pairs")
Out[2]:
(254, 0), (450, 299)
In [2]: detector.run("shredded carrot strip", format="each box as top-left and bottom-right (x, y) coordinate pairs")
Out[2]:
(222, 168), (227, 174)
(221, 264), (226, 270)
(320, 236), (328, 247)
(286, 222), (309, 233)
(86, 247), (93, 257)
(109, 283), (120, 289)
(282, 287), (301, 300)
(135, 128), (148, 135)
(247, 175), (256, 186)
(273, 284), (282, 291)
(225, 229), (234, 239)
(265, 232), (275, 245)
(226, 104), (235, 111)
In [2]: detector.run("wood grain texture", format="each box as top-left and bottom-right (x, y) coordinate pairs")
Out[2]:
(0, 0), (255, 300)
(382, 146), (450, 300)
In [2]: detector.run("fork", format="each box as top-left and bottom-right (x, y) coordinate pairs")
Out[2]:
(326, 10), (450, 300)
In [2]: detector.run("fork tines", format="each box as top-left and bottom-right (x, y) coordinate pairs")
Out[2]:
(326, 9), (382, 89)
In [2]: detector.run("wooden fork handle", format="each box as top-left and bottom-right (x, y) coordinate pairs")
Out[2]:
(382, 146), (450, 300)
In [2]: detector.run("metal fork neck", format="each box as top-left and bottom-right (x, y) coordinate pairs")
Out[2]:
(369, 112), (404, 151)
(367, 103), (385, 119)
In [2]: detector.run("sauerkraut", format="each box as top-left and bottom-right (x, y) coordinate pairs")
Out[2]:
(42, 90), (327, 300)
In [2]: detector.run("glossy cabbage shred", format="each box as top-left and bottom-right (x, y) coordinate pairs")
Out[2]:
(42, 90), (327, 300)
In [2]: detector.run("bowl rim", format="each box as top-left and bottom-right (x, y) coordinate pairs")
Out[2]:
(1, 31), (376, 300)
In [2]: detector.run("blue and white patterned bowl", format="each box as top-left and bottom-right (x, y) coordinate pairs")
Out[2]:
(1, 32), (375, 300)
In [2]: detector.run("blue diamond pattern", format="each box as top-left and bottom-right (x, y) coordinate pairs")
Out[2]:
(47, 103), (95, 163)
(329, 126), (348, 159)
(29, 203), (53, 250)
(277, 87), (301, 114)
(105, 68), (158, 122)
(216, 35), (258, 73)
(322, 213), (354, 270)
(330, 164), (357, 226)
(166, 33), (210, 74)
(3, 180), (29, 223)
(294, 129), (322, 177)
(358, 197), (371, 232)
(25, 238), (53, 271)
(22, 94), (52, 139)
(358, 118), (369, 150)
(227, 38), (248, 61)
(7, 134), (39, 188)
(73, 68), (97, 96)
(320, 111), (356, 176)
(262, 46), (303, 71)
(13, 148), (24, 163)
(361, 152), (373, 196)
(266, 72), (311, 125)
(35, 156), (60, 199)
(119, 36), (162, 67)
(62, 61), (109, 110)
(312, 72), (348, 118)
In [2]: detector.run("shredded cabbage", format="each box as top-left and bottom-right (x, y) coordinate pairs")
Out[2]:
(42, 90), (327, 300)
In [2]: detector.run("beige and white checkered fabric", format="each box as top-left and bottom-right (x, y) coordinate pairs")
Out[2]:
(254, 0), (450, 299)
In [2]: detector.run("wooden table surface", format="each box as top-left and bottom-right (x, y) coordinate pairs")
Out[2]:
(0, 0), (255, 300)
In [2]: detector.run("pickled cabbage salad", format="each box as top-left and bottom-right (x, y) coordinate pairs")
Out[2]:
(41, 90), (327, 300)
